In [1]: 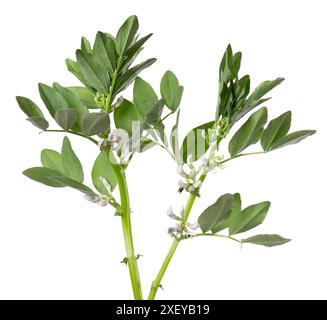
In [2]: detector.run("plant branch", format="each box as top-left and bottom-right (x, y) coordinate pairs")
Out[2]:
(43, 129), (98, 145)
(113, 165), (143, 300)
(148, 175), (206, 300)
(130, 111), (174, 159)
(220, 151), (265, 165)
(191, 233), (242, 244)
(148, 145), (264, 299)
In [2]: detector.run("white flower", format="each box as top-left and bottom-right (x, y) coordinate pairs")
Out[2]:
(188, 222), (199, 230)
(188, 185), (195, 192)
(178, 180), (187, 189)
(111, 141), (119, 151)
(180, 206), (185, 218)
(188, 168), (196, 179)
(168, 223), (182, 235)
(84, 194), (100, 203)
(167, 207), (180, 220)
(97, 199), (108, 207)
(187, 154), (193, 165)
(177, 164), (186, 177)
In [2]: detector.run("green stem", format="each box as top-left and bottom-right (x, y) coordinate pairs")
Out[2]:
(43, 129), (98, 145)
(148, 238), (179, 300)
(105, 57), (123, 112)
(114, 166), (143, 300)
(148, 176), (206, 300)
(148, 146), (264, 299)
(221, 151), (265, 165)
(192, 233), (242, 244)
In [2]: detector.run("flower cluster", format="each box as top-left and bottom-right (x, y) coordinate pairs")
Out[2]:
(84, 177), (122, 214)
(98, 129), (131, 164)
(177, 155), (203, 194)
(177, 153), (224, 194)
(167, 206), (199, 239)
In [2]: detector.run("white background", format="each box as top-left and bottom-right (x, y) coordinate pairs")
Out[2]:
(0, 0), (326, 300)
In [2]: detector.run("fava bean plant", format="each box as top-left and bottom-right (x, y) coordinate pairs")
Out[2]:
(17, 16), (316, 300)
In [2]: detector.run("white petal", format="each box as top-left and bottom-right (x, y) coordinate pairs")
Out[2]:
(187, 154), (193, 165)
(179, 206), (185, 217)
(97, 199), (108, 207)
(178, 180), (187, 188)
(177, 164), (186, 176)
(84, 194), (99, 203)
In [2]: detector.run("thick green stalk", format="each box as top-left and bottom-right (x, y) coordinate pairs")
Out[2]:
(148, 178), (205, 300)
(114, 166), (143, 300)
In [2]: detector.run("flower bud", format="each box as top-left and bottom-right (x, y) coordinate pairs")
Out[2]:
(97, 199), (108, 207)
(84, 194), (100, 203)
(177, 164), (186, 177)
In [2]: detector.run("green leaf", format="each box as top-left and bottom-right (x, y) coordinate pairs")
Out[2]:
(38, 83), (69, 117)
(198, 193), (234, 233)
(233, 78), (284, 122)
(41, 149), (64, 173)
(229, 201), (270, 235)
(81, 112), (110, 136)
(92, 150), (117, 194)
(269, 130), (316, 151)
(67, 86), (98, 109)
(54, 109), (78, 131)
(115, 58), (157, 94)
(236, 75), (251, 100)
(139, 138), (156, 152)
(231, 52), (242, 80)
(23, 167), (65, 188)
(65, 58), (88, 87)
(133, 77), (158, 119)
(216, 82), (232, 119)
(76, 49), (110, 92)
(114, 99), (142, 135)
(228, 107), (267, 157)
(116, 15), (139, 55)
(93, 31), (117, 74)
(211, 193), (241, 234)
(61, 136), (84, 183)
(124, 33), (153, 64)
(52, 83), (89, 117)
(81, 37), (92, 53)
(170, 110), (181, 162)
(49, 175), (95, 195)
(172, 86), (184, 110)
(16, 96), (44, 118)
(261, 111), (292, 151)
(181, 121), (215, 163)
(160, 70), (180, 110)
(26, 117), (49, 130)
(242, 234), (291, 247)
(155, 122), (167, 146)
(145, 99), (165, 125)
(219, 44), (233, 83)
(246, 78), (284, 106)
